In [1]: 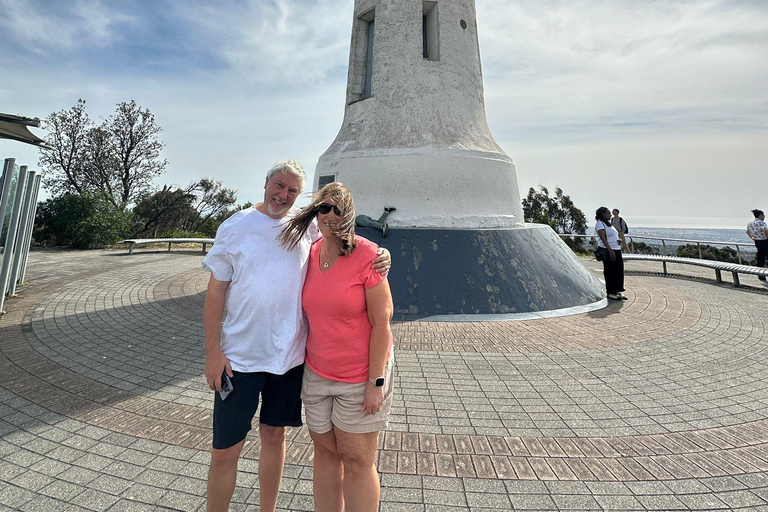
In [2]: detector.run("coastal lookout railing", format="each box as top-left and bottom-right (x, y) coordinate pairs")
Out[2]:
(558, 234), (755, 265)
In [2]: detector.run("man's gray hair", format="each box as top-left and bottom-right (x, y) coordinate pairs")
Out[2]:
(266, 160), (306, 191)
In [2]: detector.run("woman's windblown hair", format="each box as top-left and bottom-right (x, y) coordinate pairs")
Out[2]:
(279, 182), (357, 255)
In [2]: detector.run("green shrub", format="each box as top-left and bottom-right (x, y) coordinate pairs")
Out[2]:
(629, 241), (659, 255)
(676, 244), (739, 263)
(34, 192), (133, 249)
(158, 228), (208, 238)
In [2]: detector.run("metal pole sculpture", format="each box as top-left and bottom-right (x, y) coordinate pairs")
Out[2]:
(0, 159), (16, 238)
(316, 0), (604, 318)
(8, 170), (37, 294)
(19, 174), (42, 285)
(0, 165), (28, 312)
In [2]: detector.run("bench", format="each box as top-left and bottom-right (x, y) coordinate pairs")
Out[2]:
(623, 254), (768, 286)
(120, 238), (215, 255)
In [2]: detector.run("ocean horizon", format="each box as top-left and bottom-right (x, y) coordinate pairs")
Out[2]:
(619, 215), (749, 231)
(584, 215), (754, 246)
(610, 227), (749, 245)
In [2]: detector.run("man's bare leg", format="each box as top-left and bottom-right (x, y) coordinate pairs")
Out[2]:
(259, 424), (288, 512)
(207, 440), (245, 512)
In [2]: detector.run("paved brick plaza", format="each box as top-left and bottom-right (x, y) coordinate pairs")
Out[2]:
(1, 247), (768, 511)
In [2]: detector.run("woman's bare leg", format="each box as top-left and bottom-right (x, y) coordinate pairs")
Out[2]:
(334, 427), (380, 512)
(310, 429), (344, 512)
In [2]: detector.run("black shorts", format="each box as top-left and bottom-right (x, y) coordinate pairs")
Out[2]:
(212, 364), (304, 450)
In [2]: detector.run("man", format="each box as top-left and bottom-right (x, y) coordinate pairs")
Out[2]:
(201, 161), (391, 512)
(611, 208), (629, 251)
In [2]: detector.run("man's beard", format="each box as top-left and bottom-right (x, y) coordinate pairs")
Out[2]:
(267, 196), (290, 217)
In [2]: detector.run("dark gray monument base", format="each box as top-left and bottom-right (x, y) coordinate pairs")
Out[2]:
(356, 223), (605, 320)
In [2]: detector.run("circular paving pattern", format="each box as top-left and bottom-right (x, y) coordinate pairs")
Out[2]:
(1, 248), (768, 510)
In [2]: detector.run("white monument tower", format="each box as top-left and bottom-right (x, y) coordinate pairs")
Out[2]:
(316, 0), (604, 318)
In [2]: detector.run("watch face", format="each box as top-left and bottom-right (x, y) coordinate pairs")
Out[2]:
(375, 377), (385, 387)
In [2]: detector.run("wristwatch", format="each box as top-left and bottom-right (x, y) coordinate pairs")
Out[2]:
(370, 376), (385, 387)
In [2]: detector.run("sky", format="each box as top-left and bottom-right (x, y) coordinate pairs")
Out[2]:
(1, 0), (766, 229)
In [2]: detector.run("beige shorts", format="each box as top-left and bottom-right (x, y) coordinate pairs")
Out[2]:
(301, 356), (394, 434)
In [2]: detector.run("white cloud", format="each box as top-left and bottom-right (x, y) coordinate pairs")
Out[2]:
(0, 0), (134, 52)
(174, 0), (354, 86)
(478, 0), (768, 139)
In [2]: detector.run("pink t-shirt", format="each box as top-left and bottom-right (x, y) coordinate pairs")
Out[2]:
(303, 235), (386, 383)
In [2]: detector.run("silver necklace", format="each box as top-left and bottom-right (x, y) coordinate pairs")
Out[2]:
(323, 262), (329, 269)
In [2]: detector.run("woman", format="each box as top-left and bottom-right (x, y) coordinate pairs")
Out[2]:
(747, 209), (768, 282)
(280, 182), (394, 512)
(595, 206), (627, 300)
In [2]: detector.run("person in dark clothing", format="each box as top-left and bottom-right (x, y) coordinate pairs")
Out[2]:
(747, 209), (768, 283)
(596, 206), (626, 300)
(355, 207), (396, 237)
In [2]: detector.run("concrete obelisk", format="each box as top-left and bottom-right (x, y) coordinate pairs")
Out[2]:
(316, 0), (604, 319)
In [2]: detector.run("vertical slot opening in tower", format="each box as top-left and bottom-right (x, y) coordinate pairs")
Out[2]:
(348, 9), (375, 104)
(423, 1), (439, 61)
(364, 19), (375, 98)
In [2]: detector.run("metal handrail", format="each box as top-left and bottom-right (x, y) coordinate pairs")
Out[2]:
(558, 233), (754, 264)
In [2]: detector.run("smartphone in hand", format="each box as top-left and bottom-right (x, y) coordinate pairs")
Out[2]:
(219, 372), (234, 401)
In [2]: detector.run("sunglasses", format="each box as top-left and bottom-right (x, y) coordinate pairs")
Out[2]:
(316, 203), (342, 216)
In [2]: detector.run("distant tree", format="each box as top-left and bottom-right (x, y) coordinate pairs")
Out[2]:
(81, 125), (120, 205)
(189, 178), (237, 233)
(107, 100), (167, 208)
(522, 186), (551, 226)
(132, 179), (237, 237)
(38, 99), (91, 195)
(132, 185), (197, 237)
(676, 244), (739, 263)
(522, 185), (587, 252)
(523, 186), (587, 234)
(39, 99), (167, 209)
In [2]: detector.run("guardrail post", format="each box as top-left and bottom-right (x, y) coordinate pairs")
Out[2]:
(662, 240), (668, 256)
(736, 245), (742, 264)
(697, 242), (702, 259)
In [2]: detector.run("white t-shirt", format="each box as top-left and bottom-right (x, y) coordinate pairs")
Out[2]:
(747, 219), (768, 241)
(595, 220), (621, 250)
(202, 207), (319, 374)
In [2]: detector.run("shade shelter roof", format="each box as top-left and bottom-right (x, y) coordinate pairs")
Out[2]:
(0, 113), (49, 149)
